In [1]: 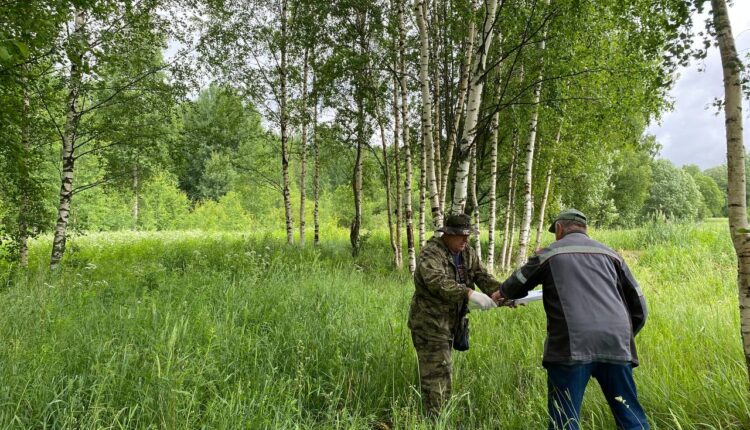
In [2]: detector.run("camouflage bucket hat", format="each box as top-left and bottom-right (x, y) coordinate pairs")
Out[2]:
(548, 208), (587, 233)
(438, 214), (477, 236)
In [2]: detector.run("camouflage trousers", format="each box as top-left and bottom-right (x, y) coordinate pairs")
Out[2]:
(411, 330), (453, 416)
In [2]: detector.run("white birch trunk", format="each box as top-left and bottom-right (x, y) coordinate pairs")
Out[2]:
(380, 119), (399, 267)
(469, 142), (482, 260)
(431, 2), (443, 208)
(451, 0), (499, 215)
(419, 137), (426, 246)
(500, 131), (519, 270)
(711, 0), (750, 380)
(351, 96), (365, 256)
(299, 48), (309, 247)
(440, 0), (476, 213)
(534, 124), (560, 251)
(415, 0), (443, 231)
(515, 0), (550, 266)
(50, 9), (85, 270)
(132, 161), (140, 230)
(350, 9), (370, 256)
(533, 161), (553, 251)
(506, 201), (518, 270)
(280, 0), (294, 245)
(398, 0), (416, 272)
(313, 69), (321, 245)
(487, 111), (499, 270)
(393, 74), (403, 268)
(19, 75), (30, 267)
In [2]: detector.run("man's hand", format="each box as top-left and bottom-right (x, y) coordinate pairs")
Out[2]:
(468, 290), (497, 310)
(492, 289), (520, 308)
(491, 290), (503, 302)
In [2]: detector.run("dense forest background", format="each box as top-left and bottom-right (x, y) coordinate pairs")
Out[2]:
(0, 0), (747, 270)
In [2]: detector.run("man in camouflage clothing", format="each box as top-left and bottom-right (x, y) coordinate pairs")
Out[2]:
(408, 213), (501, 416)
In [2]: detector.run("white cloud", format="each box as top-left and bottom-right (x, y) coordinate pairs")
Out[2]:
(647, 2), (750, 170)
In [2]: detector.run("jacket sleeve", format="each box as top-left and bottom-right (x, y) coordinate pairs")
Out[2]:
(470, 250), (502, 295)
(417, 252), (470, 303)
(619, 260), (647, 335)
(500, 252), (547, 299)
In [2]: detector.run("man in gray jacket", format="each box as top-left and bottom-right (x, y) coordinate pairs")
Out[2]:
(493, 209), (649, 430)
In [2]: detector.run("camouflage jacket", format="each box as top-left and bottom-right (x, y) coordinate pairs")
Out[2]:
(408, 236), (501, 341)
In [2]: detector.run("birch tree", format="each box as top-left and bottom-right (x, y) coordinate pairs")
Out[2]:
(312, 58), (321, 245)
(202, 0), (301, 245)
(515, 0), (550, 266)
(392, 74), (403, 267)
(0, 3), (64, 265)
(440, 0), (476, 213)
(397, 0), (416, 272)
(710, 0), (750, 381)
(451, 0), (500, 215)
(415, 0), (443, 230)
(534, 122), (560, 251)
(279, 0), (294, 244)
(469, 140), (482, 260)
(299, 48), (310, 246)
(379, 118), (399, 267)
(48, 2), (181, 268)
(487, 111), (500, 269)
(49, 8), (85, 269)
(500, 130), (518, 270)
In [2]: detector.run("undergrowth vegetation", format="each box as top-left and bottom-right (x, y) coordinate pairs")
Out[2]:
(0, 219), (746, 429)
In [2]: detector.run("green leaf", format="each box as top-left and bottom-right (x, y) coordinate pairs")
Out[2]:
(12, 40), (29, 59)
(0, 46), (11, 62)
(736, 228), (750, 234)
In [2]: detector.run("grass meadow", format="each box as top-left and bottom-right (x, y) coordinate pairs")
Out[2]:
(0, 219), (747, 429)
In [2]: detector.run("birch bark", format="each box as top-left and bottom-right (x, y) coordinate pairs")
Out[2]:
(393, 74), (403, 268)
(351, 95), (365, 256)
(515, 0), (550, 266)
(451, 0), (500, 214)
(506, 201), (517, 270)
(431, 2), (443, 207)
(398, 0), (416, 272)
(19, 75), (30, 267)
(533, 123), (560, 251)
(132, 162), (140, 230)
(711, 0), (750, 381)
(299, 48), (309, 247)
(487, 111), (499, 270)
(469, 142), (482, 260)
(380, 119), (399, 267)
(50, 9), (85, 269)
(313, 67), (321, 245)
(500, 131), (518, 270)
(419, 137), (426, 246)
(440, 0), (476, 213)
(280, 0), (294, 245)
(415, 0), (443, 231)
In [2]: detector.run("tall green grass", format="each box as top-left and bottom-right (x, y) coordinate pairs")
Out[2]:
(0, 219), (746, 429)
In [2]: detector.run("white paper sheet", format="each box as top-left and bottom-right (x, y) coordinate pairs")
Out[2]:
(513, 290), (543, 305)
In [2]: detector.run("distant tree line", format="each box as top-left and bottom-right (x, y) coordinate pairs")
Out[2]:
(0, 0), (741, 271)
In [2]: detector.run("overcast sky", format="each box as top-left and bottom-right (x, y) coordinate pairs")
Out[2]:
(646, 2), (750, 170)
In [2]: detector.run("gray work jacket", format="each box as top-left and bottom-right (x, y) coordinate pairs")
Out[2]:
(500, 232), (647, 366)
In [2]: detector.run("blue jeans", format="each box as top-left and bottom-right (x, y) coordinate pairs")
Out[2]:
(546, 362), (650, 430)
